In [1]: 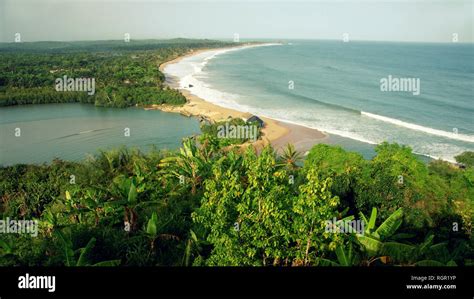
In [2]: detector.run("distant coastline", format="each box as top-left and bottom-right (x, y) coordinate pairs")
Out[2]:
(153, 43), (327, 153)
(156, 40), (473, 163)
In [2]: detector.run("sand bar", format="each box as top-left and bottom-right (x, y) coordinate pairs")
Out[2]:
(152, 43), (327, 153)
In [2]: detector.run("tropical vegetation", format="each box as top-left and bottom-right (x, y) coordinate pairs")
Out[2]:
(0, 39), (235, 108)
(0, 138), (472, 266)
(0, 39), (472, 267)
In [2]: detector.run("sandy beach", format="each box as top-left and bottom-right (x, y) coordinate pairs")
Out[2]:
(153, 44), (327, 153)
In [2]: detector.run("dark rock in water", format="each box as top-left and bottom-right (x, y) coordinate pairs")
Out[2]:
(188, 84), (194, 88)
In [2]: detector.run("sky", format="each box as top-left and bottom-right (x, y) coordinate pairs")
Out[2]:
(0, 0), (473, 43)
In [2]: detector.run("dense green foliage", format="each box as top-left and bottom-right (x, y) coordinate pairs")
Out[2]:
(456, 151), (474, 168)
(0, 39), (234, 108)
(1, 138), (472, 267)
(199, 118), (262, 147)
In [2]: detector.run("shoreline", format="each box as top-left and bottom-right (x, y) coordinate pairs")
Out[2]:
(154, 43), (327, 153)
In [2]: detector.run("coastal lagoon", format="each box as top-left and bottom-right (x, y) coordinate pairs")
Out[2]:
(167, 40), (474, 162)
(0, 103), (200, 165)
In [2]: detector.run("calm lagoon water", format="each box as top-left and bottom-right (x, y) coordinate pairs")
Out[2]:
(0, 103), (200, 165)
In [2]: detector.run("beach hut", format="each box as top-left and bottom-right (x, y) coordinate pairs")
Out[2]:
(243, 114), (265, 128)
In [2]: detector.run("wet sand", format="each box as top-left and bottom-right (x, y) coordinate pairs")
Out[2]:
(152, 44), (327, 153)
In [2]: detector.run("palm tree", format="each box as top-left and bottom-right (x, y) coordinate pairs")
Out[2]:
(278, 144), (302, 171)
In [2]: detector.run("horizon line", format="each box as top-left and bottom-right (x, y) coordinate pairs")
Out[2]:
(1, 37), (473, 45)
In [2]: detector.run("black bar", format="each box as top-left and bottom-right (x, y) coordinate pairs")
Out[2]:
(0, 267), (471, 298)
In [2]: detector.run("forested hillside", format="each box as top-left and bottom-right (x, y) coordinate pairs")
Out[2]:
(0, 39), (233, 107)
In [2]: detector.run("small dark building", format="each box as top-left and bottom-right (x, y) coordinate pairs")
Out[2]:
(246, 115), (265, 128)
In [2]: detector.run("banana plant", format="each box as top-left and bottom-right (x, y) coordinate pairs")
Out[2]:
(414, 260), (457, 266)
(40, 209), (60, 236)
(316, 210), (361, 266)
(144, 211), (178, 250)
(316, 208), (411, 266)
(0, 239), (18, 266)
(159, 138), (211, 195)
(98, 148), (131, 175)
(55, 230), (120, 266)
(146, 211), (158, 249)
(78, 188), (106, 226)
(182, 229), (203, 266)
(316, 242), (359, 266)
(411, 238), (460, 266)
(63, 187), (111, 227)
(64, 190), (80, 223)
(355, 208), (461, 266)
(0, 239), (14, 257)
(132, 161), (147, 192)
(356, 207), (406, 265)
(103, 175), (143, 231)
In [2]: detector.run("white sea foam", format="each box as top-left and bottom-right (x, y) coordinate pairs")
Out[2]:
(164, 43), (281, 111)
(245, 109), (378, 145)
(162, 43), (472, 162)
(361, 111), (474, 143)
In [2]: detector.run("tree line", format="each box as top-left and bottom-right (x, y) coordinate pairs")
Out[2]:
(0, 39), (236, 108)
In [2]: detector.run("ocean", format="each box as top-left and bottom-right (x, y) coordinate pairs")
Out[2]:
(165, 40), (474, 161)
